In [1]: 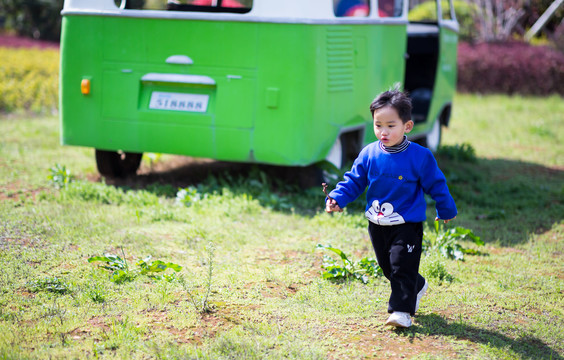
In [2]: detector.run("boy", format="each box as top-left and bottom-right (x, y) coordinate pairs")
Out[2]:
(325, 89), (457, 328)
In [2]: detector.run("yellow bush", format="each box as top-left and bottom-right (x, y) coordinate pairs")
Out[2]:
(0, 47), (59, 113)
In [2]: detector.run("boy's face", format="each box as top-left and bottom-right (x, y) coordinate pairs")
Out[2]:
(373, 106), (413, 147)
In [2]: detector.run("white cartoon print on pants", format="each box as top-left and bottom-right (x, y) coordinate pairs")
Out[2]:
(365, 200), (405, 225)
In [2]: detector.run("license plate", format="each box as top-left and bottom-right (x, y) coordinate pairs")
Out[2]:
(149, 91), (209, 112)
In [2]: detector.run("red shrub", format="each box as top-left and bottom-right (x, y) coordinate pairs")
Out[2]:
(0, 34), (59, 49)
(457, 41), (564, 95)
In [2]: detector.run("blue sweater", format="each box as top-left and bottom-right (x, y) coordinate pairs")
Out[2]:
(329, 141), (457, 225)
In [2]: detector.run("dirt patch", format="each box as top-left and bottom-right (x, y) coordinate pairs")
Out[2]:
(0, 182), (47, 202)
(87, 316), (115, 332)
(187, 312), (232, 344)
(69, 327), (92, 340)
(322, 313), (475, 360)
(16, 289), (36, 298)
(261, 280), (300, 299)
(0, 237), (43, 249)
(69, 316), (115, 343)
(141, 308), (171, 324)
(351, 331), (460, 359)
(140, 303), (244, 344)
(65, 244), (81, 252)
(251, 247), (320, 298)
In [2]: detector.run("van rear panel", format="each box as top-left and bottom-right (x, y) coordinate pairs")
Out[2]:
(60, 14), (406, 166)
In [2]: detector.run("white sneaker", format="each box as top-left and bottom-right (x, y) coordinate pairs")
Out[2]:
(385, 312), (412, 328)
(415, 279), (429, 313)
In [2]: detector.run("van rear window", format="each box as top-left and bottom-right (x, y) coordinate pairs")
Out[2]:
(117, 0), (252, 13)
(333, 0), (403, 18)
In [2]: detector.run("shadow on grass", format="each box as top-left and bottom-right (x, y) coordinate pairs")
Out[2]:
(435, 155), (564, 246)
(101, 153), (564, 245)
(110, 159), (323, 191)
(408, 313), (562, 360)
(102, 157), (326, 215)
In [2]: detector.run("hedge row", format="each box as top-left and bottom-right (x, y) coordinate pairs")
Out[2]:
(457, 41), (564, 95)
(0, 47), (59, 112)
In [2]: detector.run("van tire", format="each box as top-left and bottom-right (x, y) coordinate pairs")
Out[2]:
(95, 150), (142, 178)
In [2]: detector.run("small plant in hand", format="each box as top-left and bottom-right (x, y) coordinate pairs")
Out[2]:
(316, 244), (383, 284)
(322, 182), (343, 213)
(423, 221), (484, 261)
(88, 248), (182, 283)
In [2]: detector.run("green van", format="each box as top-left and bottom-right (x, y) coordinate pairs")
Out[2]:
(59, 0), (459, 177)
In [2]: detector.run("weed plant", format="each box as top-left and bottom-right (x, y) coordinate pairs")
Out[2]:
(88, 249), (182, 283)
(316, 244), (383, 283)
(84, 273), (107, 304)
(179, 242), (216, 314)
(423, 221), (484, 261)
(47, 163), (74, 189)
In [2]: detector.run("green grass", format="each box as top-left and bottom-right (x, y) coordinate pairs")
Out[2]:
(0, 94), (563, 359)
(440, 94), (564, 246)
(444, 94), (563, 167)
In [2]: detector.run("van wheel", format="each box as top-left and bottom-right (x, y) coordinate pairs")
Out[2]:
(418, 117), (441, 153)
(95, 150), (142, 178)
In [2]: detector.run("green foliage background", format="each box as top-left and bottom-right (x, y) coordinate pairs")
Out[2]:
(408, 0), (478, 40)
(0, 0), (64, 41)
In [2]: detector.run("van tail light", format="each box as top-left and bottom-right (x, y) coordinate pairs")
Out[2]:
(81, 79), (91, 95)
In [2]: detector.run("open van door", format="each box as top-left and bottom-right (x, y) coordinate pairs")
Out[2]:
(405, 0), (459, 152)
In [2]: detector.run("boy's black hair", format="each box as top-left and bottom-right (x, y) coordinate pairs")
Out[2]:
(369, 89), (412, 123)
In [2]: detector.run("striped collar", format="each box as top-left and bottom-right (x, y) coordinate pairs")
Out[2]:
(379, 136), (410, 153)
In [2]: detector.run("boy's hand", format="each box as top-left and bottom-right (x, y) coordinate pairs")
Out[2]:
(435, 216), (456, 224)
(322, 183), (342, 213)
(326, 198), (343, 213)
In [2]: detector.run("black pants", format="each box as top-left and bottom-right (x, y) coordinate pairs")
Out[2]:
(368, 221), (426, 316)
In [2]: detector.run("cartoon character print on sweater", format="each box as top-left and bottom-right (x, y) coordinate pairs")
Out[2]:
(365, 200), (405, 226)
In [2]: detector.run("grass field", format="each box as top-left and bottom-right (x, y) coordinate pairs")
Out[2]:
(0, 94), (563, 359)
